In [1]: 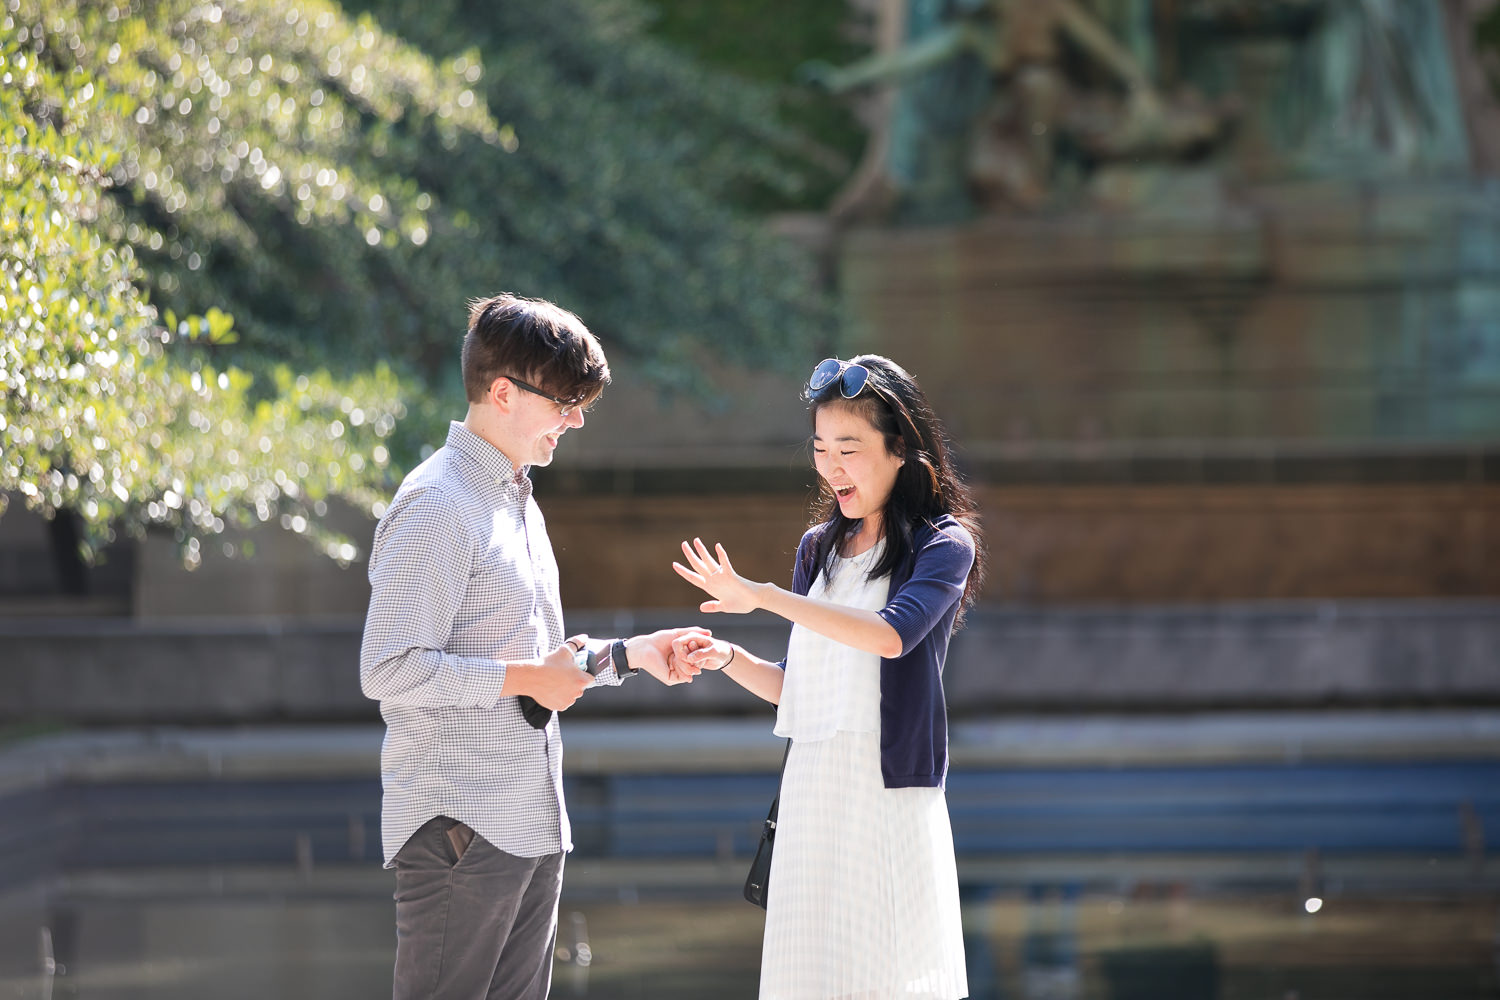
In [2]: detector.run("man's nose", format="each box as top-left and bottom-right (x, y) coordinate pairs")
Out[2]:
(567, 407), (585, 429)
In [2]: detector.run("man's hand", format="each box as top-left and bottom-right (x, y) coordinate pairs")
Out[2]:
(672, 631), (734, 671)
(505, 642), (592, 711)
(627, 627), (712, 685)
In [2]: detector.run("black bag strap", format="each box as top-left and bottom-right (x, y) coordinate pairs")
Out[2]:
(766, 738), (791, 819)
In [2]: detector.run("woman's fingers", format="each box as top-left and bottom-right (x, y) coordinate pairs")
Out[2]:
(679, 540), (707, 573)
(674, 633), (713, 656)
(692, 537), (719, 572)
(679, 539), (736, 585)
(672, 562), (707, 588)
(678, 539), (745, 612)
(714, 542), (736, 576)
(682, 646), (716, 665)
(682, 538), (726, 580)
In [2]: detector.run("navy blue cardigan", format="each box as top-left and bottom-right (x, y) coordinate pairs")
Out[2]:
(781, 514), (975, 788)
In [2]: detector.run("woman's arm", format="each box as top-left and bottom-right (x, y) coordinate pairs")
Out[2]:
(672, 634), (786, 704)
(673, 538), (903, 658)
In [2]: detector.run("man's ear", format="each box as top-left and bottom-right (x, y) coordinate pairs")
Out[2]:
(488, 375), (514, 410)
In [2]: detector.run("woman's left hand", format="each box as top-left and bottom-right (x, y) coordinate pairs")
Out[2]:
(672, 538), (762, 614)
(672, 631), (734, 671)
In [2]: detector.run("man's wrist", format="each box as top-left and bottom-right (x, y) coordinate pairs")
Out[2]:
(499, 659), (533, 698)
(611, 637), (636, 676)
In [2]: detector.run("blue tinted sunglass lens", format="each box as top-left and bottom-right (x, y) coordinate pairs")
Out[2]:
(809, 358), (842, 391)
(839, 365), (869, 397)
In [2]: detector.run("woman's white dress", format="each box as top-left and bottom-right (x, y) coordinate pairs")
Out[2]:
(759, 542), (968, 1000)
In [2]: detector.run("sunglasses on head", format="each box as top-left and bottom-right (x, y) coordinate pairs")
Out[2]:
(807, 358), (870, 398)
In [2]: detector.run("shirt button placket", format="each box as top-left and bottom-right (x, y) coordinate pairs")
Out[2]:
(520, 499), (565, 846)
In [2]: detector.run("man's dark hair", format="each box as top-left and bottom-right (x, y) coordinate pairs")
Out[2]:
(462, 293), (610, 405)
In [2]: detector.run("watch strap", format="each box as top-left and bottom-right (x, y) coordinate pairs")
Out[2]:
(611, 638), (635, 676)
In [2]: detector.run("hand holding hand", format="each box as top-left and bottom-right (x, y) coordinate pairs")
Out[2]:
(672, 631), (735, 672)
(672, 538), (762, 614)
(629, 627), (712, 685)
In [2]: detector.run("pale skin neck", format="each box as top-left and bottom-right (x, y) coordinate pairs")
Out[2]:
(463, 402), (525, 470)
(843, 513), (885, 556)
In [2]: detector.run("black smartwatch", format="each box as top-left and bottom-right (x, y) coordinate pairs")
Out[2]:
(611, 638), (636, 677)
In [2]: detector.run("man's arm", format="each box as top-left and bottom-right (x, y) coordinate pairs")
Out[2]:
(572, 628), (712, 687)
(359, 490), (507, 707)
(359, 489), (589, 710)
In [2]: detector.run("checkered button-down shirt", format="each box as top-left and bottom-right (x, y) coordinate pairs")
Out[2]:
(360, 421), (624, 865)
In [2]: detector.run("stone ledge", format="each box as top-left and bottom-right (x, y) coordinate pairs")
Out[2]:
(2, 601), (1498, 724)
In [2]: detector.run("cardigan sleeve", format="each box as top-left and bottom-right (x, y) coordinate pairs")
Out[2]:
(877, 523), (975, 657)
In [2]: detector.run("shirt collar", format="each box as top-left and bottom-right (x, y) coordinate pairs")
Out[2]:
(446, 421), (532, 500)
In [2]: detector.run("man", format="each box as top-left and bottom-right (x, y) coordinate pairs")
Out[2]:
(360, 293), (705, 999)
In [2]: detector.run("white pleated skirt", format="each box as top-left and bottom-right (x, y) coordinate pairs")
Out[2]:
(759, 730), (968, 1000)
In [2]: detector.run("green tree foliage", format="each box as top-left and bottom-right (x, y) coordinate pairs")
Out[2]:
(3, 0), (838, 561)
(636, 0), (869, 211)
(332, 0), (844, 383)
(1480, 4), (1500, 95)
(2, 22), (406, 564)
(19, 0), (836, 391)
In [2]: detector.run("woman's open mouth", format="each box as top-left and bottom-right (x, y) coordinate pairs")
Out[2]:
(834, 484), (855, 500)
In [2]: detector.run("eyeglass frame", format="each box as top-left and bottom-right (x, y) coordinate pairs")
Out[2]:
(501, 374), (588, 416)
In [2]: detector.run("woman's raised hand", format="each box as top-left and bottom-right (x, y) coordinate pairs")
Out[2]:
(672, 538), (762, 614)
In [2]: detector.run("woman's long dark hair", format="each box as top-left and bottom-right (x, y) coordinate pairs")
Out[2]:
(806, 355), (986, 626)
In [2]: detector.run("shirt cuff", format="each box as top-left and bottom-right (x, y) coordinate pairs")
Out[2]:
(580, 636), (627, 687)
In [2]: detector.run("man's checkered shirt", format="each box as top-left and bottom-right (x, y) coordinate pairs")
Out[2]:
(360, 421), (622, 866)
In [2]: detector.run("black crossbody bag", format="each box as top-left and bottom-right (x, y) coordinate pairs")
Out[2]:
(744, 739), (792, 909)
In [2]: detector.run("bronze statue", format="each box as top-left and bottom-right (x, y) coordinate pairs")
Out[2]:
(806, 0), (1238, 216)
(806, 0), (1472, 219)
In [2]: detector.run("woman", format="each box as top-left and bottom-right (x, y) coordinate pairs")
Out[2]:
(672, 355), (984, 1000)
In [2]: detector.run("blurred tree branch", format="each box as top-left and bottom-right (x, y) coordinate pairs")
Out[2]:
(2, 0), (841, 563)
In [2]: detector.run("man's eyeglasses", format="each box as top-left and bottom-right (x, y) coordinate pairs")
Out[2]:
(807, 357), (869, 398)
(504, 375), (585, 416)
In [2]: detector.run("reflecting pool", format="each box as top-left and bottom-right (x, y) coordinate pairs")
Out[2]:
(2, 723), (1496, 998)
(2, 863), (1495, 999)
